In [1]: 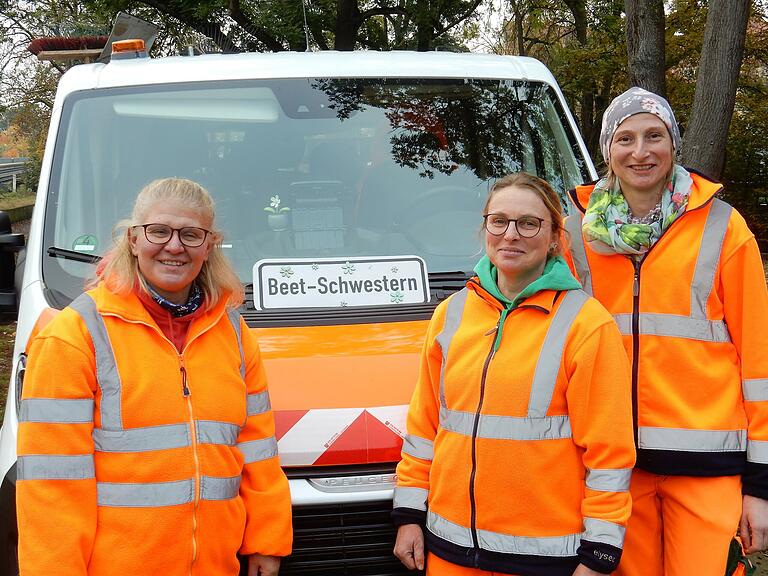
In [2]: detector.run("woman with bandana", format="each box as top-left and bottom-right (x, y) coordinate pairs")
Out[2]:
(16, 178), (292, 575)
(566, 87), (768, 576)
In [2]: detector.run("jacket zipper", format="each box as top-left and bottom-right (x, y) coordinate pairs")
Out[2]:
(630, 258), (641, 439)
(623, 194), (718, 445)
(101, 311), (226, 575)
(468, 317), (501, 566)
(181, 361), (200, 575)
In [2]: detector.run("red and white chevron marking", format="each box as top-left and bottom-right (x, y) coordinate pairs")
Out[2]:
(275, 405), (408, 467)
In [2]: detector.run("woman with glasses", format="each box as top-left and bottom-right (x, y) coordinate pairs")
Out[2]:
(16, 178), (292, 576)
(393, 172), (636, 576)
(565, 87), (768, 576)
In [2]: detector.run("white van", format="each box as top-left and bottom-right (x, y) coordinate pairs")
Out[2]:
(0, 48), (596, 574)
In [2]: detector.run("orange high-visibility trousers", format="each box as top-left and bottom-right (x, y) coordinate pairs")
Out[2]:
(426, 553), (520, 576)
(616, 469), (742, 576)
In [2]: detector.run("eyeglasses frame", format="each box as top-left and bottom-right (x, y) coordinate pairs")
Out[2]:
(482, 214), (547, 238)
(133, 223), (212, 248)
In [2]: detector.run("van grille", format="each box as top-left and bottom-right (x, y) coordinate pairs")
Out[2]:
(279, 501), (415, 575)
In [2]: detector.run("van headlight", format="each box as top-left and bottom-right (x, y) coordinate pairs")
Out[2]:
(14, 354), (26, 417)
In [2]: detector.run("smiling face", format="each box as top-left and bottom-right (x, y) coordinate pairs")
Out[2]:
(128, 198), (213, 304)
(484, 185), (555, 296)
(609, 113), (674, 199)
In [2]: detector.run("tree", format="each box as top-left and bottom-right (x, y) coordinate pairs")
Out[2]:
(624, 0), (665, 96)
(86, 0), (484, 52)
(550, 1), (627, 159)
(0, 2), (115, 188)
(484, 1), (627, 161)
(681, 0), (750, 179)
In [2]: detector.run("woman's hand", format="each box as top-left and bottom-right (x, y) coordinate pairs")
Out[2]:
(393, 523), (425, 570)
(572, 564), (604, 576)
(248, 554), (281, 576)
(740, 494), (768, 553)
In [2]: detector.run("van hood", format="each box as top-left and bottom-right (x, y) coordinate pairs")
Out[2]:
(252, 319), (427, 467)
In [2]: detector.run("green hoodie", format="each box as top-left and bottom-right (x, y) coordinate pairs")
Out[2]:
(472, 254), (582, 353)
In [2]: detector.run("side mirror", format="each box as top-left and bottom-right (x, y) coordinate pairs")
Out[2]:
(0, 211), (26, 316)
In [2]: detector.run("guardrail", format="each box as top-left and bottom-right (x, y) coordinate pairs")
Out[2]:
(0, 158), (29, 193)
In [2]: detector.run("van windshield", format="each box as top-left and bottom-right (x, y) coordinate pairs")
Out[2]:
(43, 78), (589, 309)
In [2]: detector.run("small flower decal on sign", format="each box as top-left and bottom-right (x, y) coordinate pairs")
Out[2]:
(390, 291), (404, 303)
(341, 261), (356, 275)
(280, 266), (294, 278)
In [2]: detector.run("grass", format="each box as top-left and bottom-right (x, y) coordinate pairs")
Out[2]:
(0, 321), (13, 422)
(0, 193), (35, 210)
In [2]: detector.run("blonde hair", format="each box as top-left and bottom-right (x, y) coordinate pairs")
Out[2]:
(483, 172), (566, 256)
(94, 178), (244, 309)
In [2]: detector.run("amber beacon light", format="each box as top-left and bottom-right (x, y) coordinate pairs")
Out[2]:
(111, 39), (148, 59)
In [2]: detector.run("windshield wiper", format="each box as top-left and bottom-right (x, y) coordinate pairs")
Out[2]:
(47, 246), (102, 264)
(428, 271), (472, 286)
(427, 271), (471, 301)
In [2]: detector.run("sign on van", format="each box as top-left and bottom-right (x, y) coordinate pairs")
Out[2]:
(253, 256), (430, 310)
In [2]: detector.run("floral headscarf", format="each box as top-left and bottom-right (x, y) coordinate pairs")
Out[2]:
(599, 87), (681, 166)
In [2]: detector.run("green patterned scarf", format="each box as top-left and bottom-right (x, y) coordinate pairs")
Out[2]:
(582, 165), (692, 255)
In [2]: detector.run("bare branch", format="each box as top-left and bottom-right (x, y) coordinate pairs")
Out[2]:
(433, 0), (483, 37)
(359, 6), (408, 20)
(137, 0), (242, 53)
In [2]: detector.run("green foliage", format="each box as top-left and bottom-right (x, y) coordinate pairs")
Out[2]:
(82, 0), (481, 52)
(0, 1), (119, 189)
(489, 0), (768, 207)
(489, 1), (627, 159)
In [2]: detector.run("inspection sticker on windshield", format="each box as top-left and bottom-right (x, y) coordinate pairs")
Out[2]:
(253, 256), (430, 310)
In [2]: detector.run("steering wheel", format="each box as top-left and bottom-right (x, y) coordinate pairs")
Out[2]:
(393, 185), (482, 233)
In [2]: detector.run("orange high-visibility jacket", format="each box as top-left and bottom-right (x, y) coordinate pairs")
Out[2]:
(17, 283), (292, 575)
(566, 171), (768, 498)
(393, 281), (636, 575)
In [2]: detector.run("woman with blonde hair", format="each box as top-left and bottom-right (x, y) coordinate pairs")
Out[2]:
(393, 172), (636, 575)
(17, 177), (292, 575)
(97, 177), (244, 307)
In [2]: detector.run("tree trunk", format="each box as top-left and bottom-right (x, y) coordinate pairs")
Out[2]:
(681, 0), (749, 180)
(510, 0), (525, 55)
(624, 0), (666, 96)
(562, 0), (597, 156)
(334, 0), (361, 50)
(415, 0), (432, 51)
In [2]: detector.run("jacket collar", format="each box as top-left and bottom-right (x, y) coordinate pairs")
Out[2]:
(90, 282), (229, 339)
(468, 280), (563, 314)
(472, 254), (581, 310)
(468, 255), (581, 354)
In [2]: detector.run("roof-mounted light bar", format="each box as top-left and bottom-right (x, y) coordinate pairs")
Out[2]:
(111, 39), (148, 60)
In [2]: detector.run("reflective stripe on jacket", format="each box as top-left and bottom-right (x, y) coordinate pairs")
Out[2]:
(394, 281), (636, 575)
(17, 283), (292, 575)
(566, 171), (768, 497)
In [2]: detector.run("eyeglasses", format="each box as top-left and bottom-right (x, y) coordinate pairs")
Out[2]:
(483, 214), (546, 238)
(134, 223), (211, 247)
